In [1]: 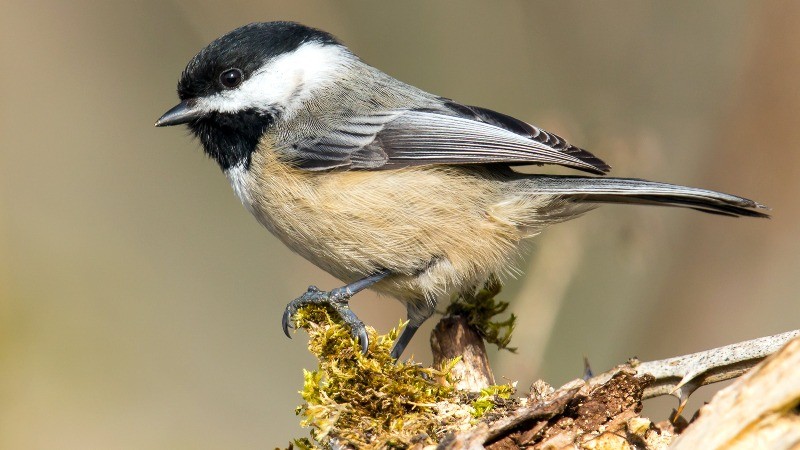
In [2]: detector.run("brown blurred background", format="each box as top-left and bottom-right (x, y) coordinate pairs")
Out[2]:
(1, 1), (799, 448)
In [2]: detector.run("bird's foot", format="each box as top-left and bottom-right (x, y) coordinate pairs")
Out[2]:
(281, 285), (369, 354)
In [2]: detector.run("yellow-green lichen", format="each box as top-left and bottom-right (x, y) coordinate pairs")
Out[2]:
(290, 305), (460, 448)
(287, 277), (522, 448)
(445, 275), (517, 352)
(470, 383), (515, 418)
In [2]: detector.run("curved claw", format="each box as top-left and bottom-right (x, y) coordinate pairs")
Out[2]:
(279, 284), (370, 354)
(280, 285), (320, 339)
(355, 325), (370, 355)
(336, 305), (369, 354)
(281, 308), (293, 338)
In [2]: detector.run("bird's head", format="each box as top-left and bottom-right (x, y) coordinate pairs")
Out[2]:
(155, 21), (354, 170)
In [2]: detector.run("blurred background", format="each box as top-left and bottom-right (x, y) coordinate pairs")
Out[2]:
(2, 1), (799, 448)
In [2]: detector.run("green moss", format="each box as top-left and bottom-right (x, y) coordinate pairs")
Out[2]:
(470, 384), (515, 418)
(287, 278), (522, 448)
(290, 305), (460, 448)
(445, 275), (517, 352)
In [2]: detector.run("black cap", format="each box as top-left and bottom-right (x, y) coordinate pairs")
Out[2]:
(177, 22), (341, 101)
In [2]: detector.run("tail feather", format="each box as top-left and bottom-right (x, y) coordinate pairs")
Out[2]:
(519, 175), (769, 218)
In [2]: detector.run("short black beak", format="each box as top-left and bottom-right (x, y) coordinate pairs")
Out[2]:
(154, 99), (204, 127)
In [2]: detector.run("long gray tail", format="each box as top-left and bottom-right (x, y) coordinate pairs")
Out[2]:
(520, 175), (769, 218)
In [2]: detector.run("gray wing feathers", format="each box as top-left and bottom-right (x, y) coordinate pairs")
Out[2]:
(439, 102), (611, 173)
(521, 176), (769, 218)
(377, 112), (606, 173)
(290, 109), (609, 174)
(291, 111), (402, 170)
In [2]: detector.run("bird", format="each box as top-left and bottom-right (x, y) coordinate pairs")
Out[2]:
(155, 21), (768, 359)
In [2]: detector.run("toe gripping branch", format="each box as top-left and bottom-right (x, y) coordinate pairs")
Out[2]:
(281, 270), (391, 355)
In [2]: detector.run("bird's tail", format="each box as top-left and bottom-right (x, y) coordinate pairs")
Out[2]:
(518, 175), (769, 218)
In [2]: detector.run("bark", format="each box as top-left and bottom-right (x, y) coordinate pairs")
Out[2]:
(429, 314), (800, 449)
(431, 315), (496, 392)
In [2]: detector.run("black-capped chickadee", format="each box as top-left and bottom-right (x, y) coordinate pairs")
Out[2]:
(156, 22), (767, 358)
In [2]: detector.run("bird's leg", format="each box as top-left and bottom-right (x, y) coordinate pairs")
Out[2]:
(282, 269), (391, 354)
(391, 324), (420, 360)
(391, 299), (436, 359)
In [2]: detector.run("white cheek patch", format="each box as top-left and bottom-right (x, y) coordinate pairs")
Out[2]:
(199, 42), (353, 117)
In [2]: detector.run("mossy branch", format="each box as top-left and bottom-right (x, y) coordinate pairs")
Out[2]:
(290, 305), (496, 448)
(284, 288), (800, 449)
(445, 275), (517, 353)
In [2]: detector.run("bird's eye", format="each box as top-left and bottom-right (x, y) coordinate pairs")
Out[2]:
(219, 68), (243, 88)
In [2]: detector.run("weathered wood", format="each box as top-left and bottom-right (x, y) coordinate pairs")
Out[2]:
(438, 331), (800, 449)
(431, 315), (495, 392)
(442, 369), (656, 449)
(636, 330), (800, 407)
(669, 336), (800, 450)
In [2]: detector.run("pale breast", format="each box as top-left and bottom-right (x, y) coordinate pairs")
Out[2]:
(225, 146), (550, 301)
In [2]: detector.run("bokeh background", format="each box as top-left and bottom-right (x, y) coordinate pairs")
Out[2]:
(2, 1), (799, 448)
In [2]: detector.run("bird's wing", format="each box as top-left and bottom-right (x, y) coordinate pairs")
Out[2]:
(285, 102), (610, 175)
